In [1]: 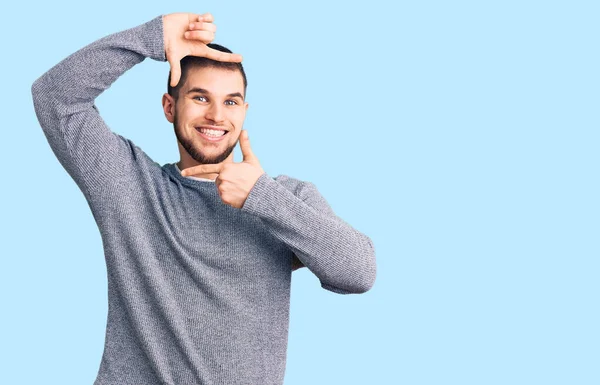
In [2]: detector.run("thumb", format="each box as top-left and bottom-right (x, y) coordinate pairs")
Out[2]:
(168, 58), (181, 88)
(240, 130), (256, 163)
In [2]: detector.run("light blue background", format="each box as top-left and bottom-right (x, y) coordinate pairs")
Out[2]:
(2, 0), (599, 384)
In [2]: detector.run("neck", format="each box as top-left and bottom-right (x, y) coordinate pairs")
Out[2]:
(177, 152), (234, 181)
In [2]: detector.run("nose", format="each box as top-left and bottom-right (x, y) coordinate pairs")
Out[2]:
(204, 102), (225, 123)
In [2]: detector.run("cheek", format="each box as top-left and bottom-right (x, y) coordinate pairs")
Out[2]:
(182, 101), (207, 114)
(191, 105), (209, 116)
(228, 110), (246, 127)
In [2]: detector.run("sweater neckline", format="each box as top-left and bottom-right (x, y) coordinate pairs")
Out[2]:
(173, 162), (216, 182)
(165, 162), (219, 190)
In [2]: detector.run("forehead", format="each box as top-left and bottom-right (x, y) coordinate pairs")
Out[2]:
(183, 66), (245, 97)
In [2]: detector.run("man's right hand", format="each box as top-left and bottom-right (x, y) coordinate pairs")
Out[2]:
(163, 12), (243, 87)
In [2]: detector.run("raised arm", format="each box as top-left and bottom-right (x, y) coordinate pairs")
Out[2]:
(31, 13), (241, 200)
(241, 174), (377, 295)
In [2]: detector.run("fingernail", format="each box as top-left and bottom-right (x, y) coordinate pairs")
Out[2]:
(189, 23), (194, 29)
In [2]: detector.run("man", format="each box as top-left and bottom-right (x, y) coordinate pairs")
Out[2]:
(31, 12), (376, 385)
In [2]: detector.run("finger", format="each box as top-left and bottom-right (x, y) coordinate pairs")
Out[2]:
(188, 21), (217, 33)
(202, 46), (243, 63)
(180, 163), (222, 176)
(200, 12), (214, 23)
(184, 30), (214, 44)
(168, 59), (181, 88)
(240, 130), (256, 163)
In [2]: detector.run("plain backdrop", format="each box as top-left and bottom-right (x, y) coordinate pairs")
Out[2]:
(2, 0), (599, 384)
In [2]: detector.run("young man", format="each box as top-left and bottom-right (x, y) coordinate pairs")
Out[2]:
(31, 12), (376, 385)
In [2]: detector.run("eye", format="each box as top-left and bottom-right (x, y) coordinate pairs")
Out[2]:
(193, 95), (207, 102)
(225, 99), (238, 106)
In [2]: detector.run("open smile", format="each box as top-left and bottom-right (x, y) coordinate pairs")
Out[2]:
(195, 126), (229, 142)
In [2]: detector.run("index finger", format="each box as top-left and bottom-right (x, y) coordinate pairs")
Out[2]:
(203, 46), (243, 63)
(181, 163), (222, 176)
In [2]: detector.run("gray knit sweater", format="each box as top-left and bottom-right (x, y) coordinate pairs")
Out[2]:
(31, 14), (376, 385)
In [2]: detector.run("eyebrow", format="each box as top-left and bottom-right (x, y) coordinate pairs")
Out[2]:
(186, 87), (244, 101)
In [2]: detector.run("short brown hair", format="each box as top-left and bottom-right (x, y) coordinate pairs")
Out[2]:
(167, 43), (247, 102)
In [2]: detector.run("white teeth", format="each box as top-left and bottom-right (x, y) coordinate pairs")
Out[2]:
(198, 128), (226, 137)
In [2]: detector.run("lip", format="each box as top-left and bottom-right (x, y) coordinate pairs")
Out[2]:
(195, 125), (229, 142)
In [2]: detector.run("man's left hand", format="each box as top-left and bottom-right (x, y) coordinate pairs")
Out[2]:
(181, 130), (265, 209)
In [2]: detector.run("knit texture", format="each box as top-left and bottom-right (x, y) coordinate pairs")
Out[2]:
(31, 15), (376, 385)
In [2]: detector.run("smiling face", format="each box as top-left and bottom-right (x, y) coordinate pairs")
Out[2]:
(162, 66), (248, 174)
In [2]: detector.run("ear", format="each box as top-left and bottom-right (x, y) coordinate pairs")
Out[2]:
(244, 102), (249, 112)
(162, 93), (176, 123)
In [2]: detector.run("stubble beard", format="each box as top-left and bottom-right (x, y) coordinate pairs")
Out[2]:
(173, 110), (237, 165)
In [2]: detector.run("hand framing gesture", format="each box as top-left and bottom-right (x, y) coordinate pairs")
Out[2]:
(181, 130), (265, 209)
(162, 12), (243, 87)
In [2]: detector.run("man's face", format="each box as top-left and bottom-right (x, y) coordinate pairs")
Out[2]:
(170, 66), (248, 165)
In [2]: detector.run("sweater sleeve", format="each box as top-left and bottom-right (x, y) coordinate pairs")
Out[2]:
(31, 15), (166, 199)
(241, 173), (377, 295)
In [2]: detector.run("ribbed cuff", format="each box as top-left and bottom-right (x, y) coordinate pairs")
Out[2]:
(141, 14), (167, 62)
(241, 172), (274, 213)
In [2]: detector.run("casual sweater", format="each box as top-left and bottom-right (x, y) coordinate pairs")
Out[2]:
(31, 14), (377, 385)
